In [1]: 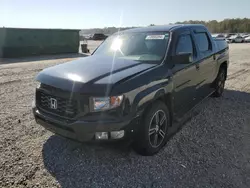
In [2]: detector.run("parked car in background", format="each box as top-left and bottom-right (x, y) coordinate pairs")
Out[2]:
(245, 36), (250, 43)
(80, 34), (92, 40)
(241, 33), (249, 37)
(92, 33), (108, 40)
(242, 34), (249, 38)
(212, 33), (225, 39)
(33, 24), (229, 155)
(225, 33), (235, 38)
(226, 38), (231, 43)
(216, 34), (225, 38)
(228, 35), (245, 43)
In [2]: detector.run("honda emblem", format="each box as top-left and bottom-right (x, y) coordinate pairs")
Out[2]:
(50, 98), (57, 109)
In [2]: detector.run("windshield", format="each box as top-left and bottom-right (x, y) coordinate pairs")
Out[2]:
(93, 32), (170, 63)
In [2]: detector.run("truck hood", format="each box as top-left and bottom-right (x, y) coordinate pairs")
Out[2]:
(36, 55), (156, 94)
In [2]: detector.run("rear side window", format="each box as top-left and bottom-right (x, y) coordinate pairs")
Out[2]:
(194, 33), (210, 52)
(176, 35), (193, 55)
(215, 40), (228, 51)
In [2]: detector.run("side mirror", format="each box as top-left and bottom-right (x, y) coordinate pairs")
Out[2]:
(172, 53), (193, 64)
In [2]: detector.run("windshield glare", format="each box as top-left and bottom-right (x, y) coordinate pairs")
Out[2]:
(93, 32), (170, 63)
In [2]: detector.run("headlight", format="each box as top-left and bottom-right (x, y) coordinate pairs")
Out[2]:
(33, 81), (40, 107)
(93, 95), (123, 111)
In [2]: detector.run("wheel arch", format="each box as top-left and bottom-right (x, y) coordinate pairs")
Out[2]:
(140, 89), (173, 127)
(157, 92), (173, 126)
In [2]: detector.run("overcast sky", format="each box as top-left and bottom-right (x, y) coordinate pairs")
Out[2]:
(1, 0), (250, 29)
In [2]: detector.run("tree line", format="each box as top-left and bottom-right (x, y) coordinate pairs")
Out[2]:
(80, 18), (250, 36)
(175, 18), (250, 33)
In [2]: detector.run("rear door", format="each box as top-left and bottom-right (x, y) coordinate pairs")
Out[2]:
(172, 31), (200, 118)
(192, 29), (217, 100)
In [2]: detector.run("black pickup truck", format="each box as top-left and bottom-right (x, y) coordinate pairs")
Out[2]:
(33, 24), (229, 155)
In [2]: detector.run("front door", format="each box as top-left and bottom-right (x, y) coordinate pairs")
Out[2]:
(172, 32), (200, 118)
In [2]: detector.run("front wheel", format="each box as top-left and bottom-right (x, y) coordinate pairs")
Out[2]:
(213, 68), (226, 97)
(133, 101), (170, 156)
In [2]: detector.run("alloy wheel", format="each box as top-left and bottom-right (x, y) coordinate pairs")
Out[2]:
(148, 110), (167, 148)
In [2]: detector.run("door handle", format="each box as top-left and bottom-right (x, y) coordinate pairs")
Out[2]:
(195, 64), (200, 70)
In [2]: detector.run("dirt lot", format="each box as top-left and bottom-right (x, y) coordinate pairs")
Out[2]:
(0, 43), (250, 188)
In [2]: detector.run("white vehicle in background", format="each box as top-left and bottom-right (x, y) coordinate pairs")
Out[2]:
(245, 36), (250, 43)
(242, 34), (249, 39)
(212, 33), (225, 39)
(226, 38), (232, 43)
(228, 35), (245, 43)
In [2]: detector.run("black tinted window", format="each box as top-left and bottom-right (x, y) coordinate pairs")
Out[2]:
(194, 33), (210, 51)
(215, 40), (228, 51)
(176, 35), (193, 54)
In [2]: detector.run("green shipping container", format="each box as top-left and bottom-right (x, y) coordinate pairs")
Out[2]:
(0, 28), (80, 58)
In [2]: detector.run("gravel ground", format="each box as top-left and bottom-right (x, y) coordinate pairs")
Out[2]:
(0, 43), (250, 188)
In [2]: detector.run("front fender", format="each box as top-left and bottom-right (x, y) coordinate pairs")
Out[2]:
(130, 79), (173, 114)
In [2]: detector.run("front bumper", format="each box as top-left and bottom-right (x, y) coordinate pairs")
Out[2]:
(33, 107), (139, 142)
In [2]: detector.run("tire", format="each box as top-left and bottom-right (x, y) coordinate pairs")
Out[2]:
(213, 68), (226, 97)
(133, 101), (170, 156)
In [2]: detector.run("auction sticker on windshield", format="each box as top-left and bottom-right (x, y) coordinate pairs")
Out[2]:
(145, 35), (165, 40)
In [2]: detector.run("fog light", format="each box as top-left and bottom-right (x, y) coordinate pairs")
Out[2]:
(110, 130), (124, 139)
(95, 132), (108, 140)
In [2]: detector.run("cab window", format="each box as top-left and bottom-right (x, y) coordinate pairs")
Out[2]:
(176, 34), (194, 55)
(194, 32), (211, 52)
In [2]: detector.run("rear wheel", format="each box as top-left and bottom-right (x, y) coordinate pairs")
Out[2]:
(213, 68), (226, 97)
(133, 101), (170, 156)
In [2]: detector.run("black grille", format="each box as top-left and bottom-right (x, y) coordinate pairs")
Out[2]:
(36, 91), (78, 118)
(41, 84), (64, 92)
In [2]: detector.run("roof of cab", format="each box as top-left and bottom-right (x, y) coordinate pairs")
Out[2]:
(122, 24), (206, 33)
